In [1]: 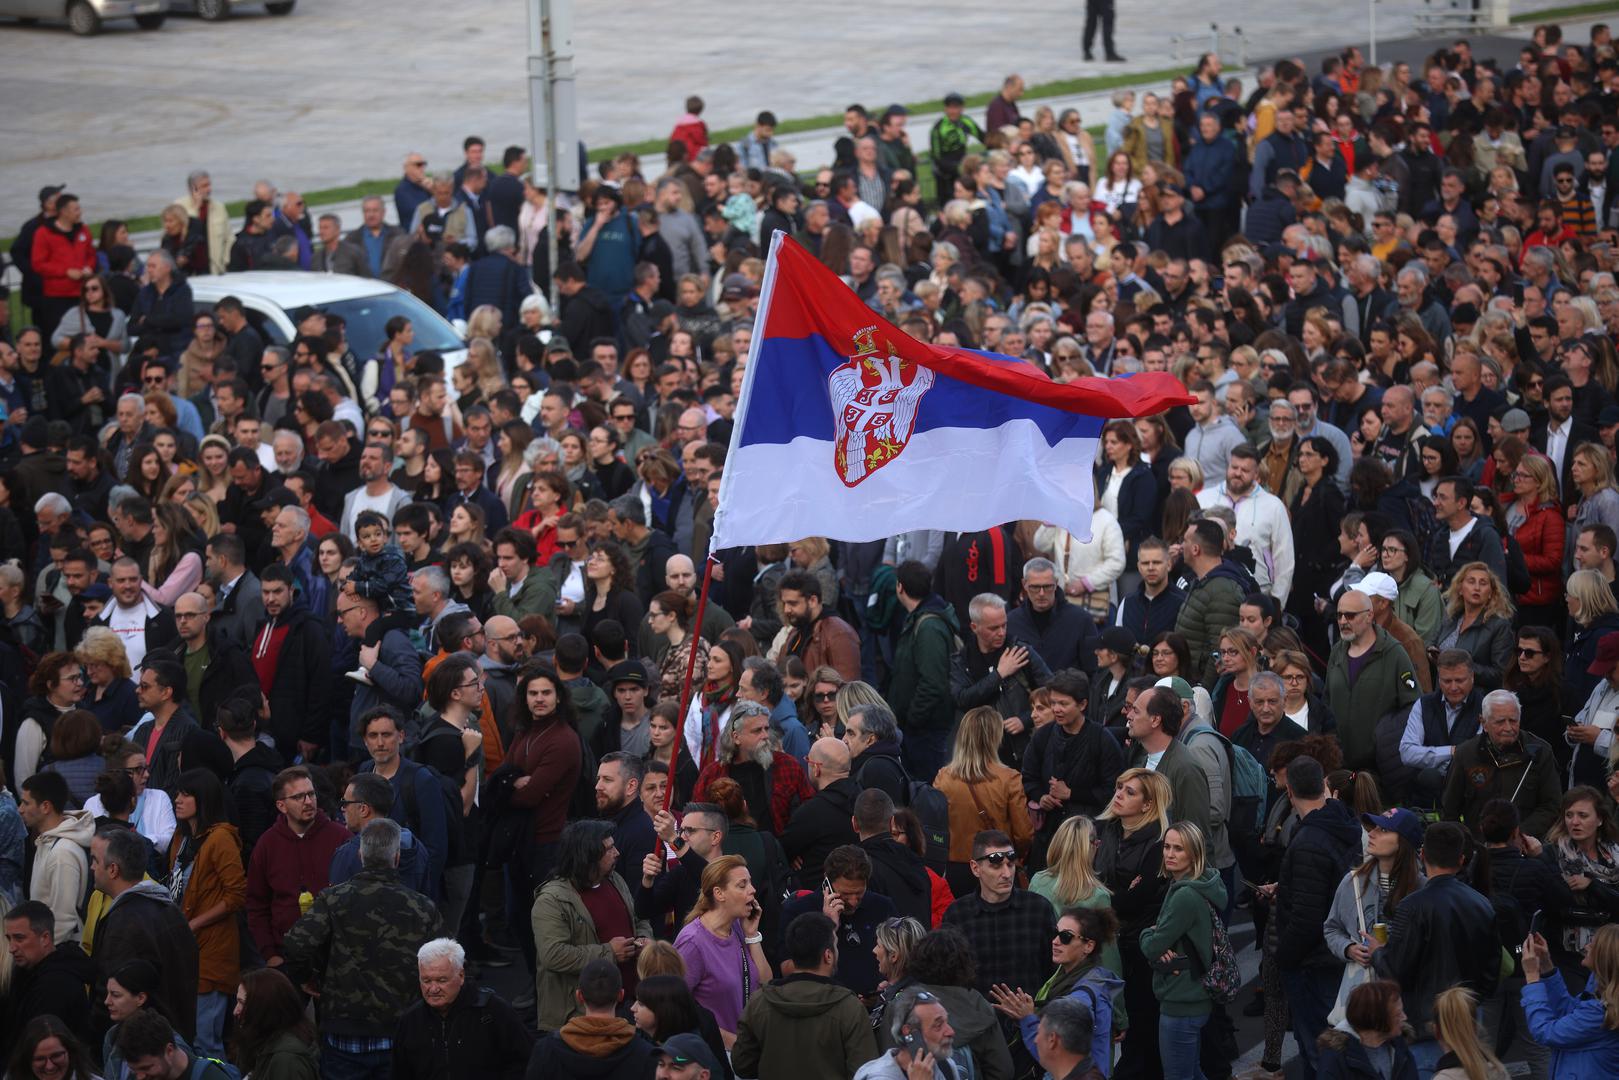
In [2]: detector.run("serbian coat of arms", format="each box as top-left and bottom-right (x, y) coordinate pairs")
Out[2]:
(826, 326), (935, 487)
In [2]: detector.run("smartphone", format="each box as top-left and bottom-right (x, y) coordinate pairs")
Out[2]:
(1529, 909), (1545, 939)
(898, 1031), (920, 1054)
(822, 876), (833, 895)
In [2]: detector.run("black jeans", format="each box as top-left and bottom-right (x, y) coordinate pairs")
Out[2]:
(1083, 0), (1118, 57)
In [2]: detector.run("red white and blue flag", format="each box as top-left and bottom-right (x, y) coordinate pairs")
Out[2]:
(710, 232), (1194, 550)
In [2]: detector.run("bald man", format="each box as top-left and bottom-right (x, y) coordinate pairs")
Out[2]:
(1373, 384), (1429, 479)
(167, 590), (257, 732)
(479, 614), (527, 733)
(779, 737), (862, 888)
(635, 553), (735, 658)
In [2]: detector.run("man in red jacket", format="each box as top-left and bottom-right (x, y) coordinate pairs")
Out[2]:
(244, 765), (350, 967)
(31, 192), (96, 336)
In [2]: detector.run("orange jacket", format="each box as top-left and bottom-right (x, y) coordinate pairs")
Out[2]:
(932, 764), (1035, 864)
(169, 822), (245, 993)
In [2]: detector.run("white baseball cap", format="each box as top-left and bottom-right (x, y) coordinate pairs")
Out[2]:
(1351, 572), (1398, 603)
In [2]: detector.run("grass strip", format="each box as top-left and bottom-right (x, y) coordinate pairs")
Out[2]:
(1510, 1), (1619, 22)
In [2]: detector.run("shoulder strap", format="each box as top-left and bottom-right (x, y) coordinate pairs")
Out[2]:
(965, 778), (994, 828)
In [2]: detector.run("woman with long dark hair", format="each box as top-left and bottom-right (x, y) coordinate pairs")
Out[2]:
(631, 974), (734, 1080)
(145, 502), (205, 607)
(101, 958), (180, 1080)
(502, 664), (583, 975)
(9, 1015), (99, 1080)
(1378, 527), (1442, 643)
(1324, 808), (1425, 1009)
(1505, 625), (1566, 770)
(168, 767), (245, 1058)
(415, 449), (457, 504)
(230, 967), (319, 1080)
(684, 638), (744, 768)
(1289, 434), (1346, 657)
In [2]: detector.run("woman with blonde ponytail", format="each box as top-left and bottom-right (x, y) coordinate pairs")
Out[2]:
(1430, 987), (1507, 1080)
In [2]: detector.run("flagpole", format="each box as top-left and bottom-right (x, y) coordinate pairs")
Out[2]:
(665, 232), (784, 810)
(667, 553), (715, 811)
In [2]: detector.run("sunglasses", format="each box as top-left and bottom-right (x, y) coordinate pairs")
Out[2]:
(974, 851), (1017, 868)
(1518, 647), (1544, 657)
(813, 690), (838, 702)
(1054, 929), (1084, 945)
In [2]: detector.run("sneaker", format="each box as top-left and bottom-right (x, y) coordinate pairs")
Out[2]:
(344, 667), (373, 686)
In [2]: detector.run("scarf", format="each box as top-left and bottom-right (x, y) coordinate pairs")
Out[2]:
(1036, 959), (1096, 1006)
(701, 679), (736, 768)
(1555, 836), (1619, 886)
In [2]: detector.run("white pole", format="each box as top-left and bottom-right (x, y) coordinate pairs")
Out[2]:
(1369, 0), (1377, 68)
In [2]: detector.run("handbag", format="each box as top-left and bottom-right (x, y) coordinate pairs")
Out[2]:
(1328, 872), (1372, 1025)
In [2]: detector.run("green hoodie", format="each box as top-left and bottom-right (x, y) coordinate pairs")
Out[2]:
(732, 973), (878, 1080)
(1137, 868), (1228, 1016)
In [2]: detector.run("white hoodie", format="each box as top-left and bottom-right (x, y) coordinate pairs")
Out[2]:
(30, 808), (95, 943)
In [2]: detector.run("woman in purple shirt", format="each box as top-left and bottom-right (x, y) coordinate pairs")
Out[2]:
(674, 854), (771, 1046)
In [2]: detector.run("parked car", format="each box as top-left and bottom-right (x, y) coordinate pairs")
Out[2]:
(168, 0), (293, 19)
(0, 0), (166, 34)
(184, 272), (467, 374)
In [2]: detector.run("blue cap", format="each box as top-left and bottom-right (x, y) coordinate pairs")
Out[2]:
(1361, 807), (1425, 851)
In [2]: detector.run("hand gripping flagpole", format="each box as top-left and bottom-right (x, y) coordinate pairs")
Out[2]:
(665, 231), (787, 811)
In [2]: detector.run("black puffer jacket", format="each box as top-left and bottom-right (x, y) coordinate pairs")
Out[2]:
(1276, 799), (1362, 971)
(851, 742), (908, 806)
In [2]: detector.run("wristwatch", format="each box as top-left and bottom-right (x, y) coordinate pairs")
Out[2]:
(744, 933), (763, 945)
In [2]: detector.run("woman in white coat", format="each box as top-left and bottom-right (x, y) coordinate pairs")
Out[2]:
(1034, 506), (1125, 623)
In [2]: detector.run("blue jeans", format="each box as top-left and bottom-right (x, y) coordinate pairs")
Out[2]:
(319, 1042), (391, 1080)
(1158, 1012), (1208, 1080)
(1281, 966), (1342, 1080)
(194, 991), (229, 1058)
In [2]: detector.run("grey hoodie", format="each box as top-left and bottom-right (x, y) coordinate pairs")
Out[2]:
(30, 808), (95, 943)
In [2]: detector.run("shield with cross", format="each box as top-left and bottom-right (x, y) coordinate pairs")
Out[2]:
(826, 325), (936, 488)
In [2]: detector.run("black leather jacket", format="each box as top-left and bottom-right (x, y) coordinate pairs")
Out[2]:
(1373, 874), (1501, 1033)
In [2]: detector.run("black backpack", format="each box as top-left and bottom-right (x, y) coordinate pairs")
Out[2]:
(900, 774), (950, 875)
(397, 748), (466, 867)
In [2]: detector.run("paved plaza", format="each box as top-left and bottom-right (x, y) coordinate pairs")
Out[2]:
(0, 0), (1580, 230)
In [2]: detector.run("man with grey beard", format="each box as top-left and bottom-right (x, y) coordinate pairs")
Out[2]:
(691, 700), (814, 836)
(1258, 398), (1300, 500)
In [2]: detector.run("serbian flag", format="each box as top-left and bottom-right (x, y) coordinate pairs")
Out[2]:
(710, 233), (1193, 550)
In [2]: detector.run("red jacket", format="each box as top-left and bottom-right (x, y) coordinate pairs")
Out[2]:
(693, 752), (814, 835)
(669, 114), (709, 160)
(244, 811), (350, 961)
(1514, 500), (1566, 607)
(31, 221), (96, 300)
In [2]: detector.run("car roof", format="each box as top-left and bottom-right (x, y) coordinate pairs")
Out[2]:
(185, 272), (396, 307)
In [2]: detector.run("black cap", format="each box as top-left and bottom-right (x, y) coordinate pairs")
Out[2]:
(943, 92), (965, 106)
(606, 661), (647, 687)
(1100, 627), (1138, 655)
(38, 184), (65, 206)
(252, 488), (299, 513)
(1451, 302), (1479, 325)
(81, 583), (112, 602)
(648, 299), (676, 323)
(596, 183), (624, 205)
(1600, 405), (1619, 427)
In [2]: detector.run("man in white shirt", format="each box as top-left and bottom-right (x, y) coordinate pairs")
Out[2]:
(1533, 375), (1595, 501)
(1196, 444), (1295, 604)
(340, 442), (411, 539)
(96, 557), (177, 674)
(230, 413), (278, 473)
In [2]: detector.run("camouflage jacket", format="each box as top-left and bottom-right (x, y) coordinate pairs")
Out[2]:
(280, 867), (442, 1037)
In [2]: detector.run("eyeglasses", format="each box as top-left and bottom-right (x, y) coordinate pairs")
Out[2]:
(335, 606), (361, 618)
(143, 375), (167, 386)
(1025, 582), (1058, 593)
(64, 671), (86, 683)
(337, 799), (361, 809)
(120, 764), (150, 777)
(973, 851), (1017, 867)
(1281, 671), (1309, 682)
(280, 790), (317, 803)
(458, 678), (485, 691)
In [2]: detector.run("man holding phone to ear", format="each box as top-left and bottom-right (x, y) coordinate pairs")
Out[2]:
(855, 988), (962, 1080)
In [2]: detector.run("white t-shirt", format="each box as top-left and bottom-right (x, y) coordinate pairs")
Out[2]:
(346, 486), (399, 538)
(107, 601), (153, 673)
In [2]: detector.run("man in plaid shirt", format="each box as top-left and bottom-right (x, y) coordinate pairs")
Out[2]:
(940, 830), (1056, 1008)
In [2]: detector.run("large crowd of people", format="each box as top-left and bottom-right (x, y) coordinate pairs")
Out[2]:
(8, 18), (1619, 1080)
